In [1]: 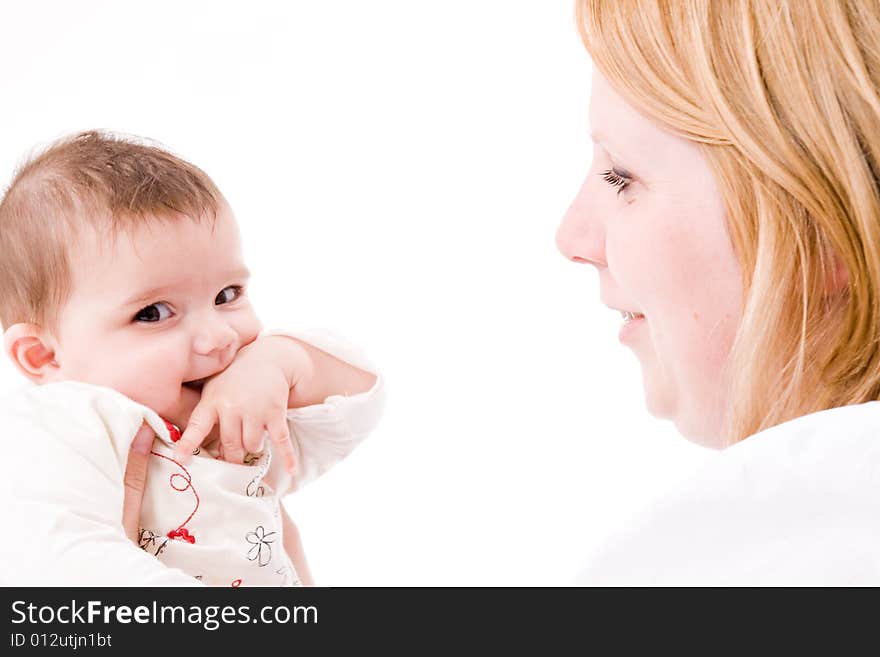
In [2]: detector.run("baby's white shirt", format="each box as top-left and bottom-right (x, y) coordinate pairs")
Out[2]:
(0, 329), (384, 586)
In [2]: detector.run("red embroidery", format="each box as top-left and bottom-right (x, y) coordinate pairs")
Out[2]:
(163, 420), (182, 443)
(167, 527), (196, 544)
(231, 579), (242, 587)
(150, 450), (200, 544)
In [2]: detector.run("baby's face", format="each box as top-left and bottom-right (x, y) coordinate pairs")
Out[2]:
(47, 203), (262, 430)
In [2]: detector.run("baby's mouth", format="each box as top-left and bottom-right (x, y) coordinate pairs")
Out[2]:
(183, 377), (208, 392)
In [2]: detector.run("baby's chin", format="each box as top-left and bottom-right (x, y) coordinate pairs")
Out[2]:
(134, 384), (202, 433)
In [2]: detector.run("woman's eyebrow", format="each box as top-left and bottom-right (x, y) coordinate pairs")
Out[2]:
(591, 131), (637, 172)
(590, 129), (625, 155)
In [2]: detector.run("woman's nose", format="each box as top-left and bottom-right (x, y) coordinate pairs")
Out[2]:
(556, 176), (606, 268)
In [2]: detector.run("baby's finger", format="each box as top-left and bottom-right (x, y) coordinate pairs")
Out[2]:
(176, 404), (217, 462)
(267, 413), (295, 474)
(219, 410), (246, 465)
(242, 417), (265, 455)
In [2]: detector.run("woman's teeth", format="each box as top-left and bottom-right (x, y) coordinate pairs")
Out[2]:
(620, 311), (645, 322)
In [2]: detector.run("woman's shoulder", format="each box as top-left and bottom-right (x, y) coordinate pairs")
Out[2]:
(741, 399), (880, 445)
(577, 401), (880, 585)
(719, 400), (880, 481)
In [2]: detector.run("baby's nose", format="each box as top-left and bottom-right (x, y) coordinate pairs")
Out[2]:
(192, 321), (237, 356)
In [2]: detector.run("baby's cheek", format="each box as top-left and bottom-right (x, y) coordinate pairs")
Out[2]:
(238, 305), (263, 345)
(243, 319), (262, 346)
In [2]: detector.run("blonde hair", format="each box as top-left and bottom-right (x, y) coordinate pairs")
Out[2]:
(0, 131), (222, 334)
(576, 0), (880, 444)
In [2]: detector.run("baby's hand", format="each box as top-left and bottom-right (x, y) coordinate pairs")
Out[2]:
(174, 336), (314, 473)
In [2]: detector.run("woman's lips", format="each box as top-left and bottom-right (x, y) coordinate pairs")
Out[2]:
(619, 314), (646, 343)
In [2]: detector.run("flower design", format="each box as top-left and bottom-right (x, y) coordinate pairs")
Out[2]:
(245, 525), (276, 567)
(246, 477), (265, 497)
(245, 451), (269, 496)
(138, 528), (158, 551)
(275, 566), (298, 586)
(138, 528), (169, 557)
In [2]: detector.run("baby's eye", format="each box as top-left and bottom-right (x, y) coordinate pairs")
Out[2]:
(599, 168), (632, 197)
(134, 302), (172, 323)
(215, 285), (243, 305)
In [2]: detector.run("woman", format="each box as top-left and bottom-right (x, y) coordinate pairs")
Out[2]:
(558, 0), (880, 584)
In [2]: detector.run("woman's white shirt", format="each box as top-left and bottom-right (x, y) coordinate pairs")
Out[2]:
(577, 401), (880, 586)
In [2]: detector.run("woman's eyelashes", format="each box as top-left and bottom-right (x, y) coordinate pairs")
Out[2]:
(133, 285), (245, 323)
(599, 168), (632, 197)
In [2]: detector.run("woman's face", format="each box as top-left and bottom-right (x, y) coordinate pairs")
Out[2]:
(556, 68), (742, 448)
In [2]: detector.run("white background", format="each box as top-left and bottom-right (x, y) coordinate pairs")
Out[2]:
(0, 1), (710, 585)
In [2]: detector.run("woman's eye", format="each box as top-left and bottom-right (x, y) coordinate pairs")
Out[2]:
(599, 168), (632, 197)
(215, 285), (243, 305)
(134, 302), (172, 323)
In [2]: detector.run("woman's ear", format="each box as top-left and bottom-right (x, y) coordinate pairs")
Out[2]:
(3, 323), (61, 383)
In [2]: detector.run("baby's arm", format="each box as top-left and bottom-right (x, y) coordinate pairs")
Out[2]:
(268, 334), (377, 410)
(269, 328), (384, 492)
(177, 329), (384, 490)
(207, 330), (382, 585)
(176, 331), (377, 468)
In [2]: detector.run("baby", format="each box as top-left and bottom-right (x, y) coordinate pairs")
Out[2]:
(0, 131), (383, 586)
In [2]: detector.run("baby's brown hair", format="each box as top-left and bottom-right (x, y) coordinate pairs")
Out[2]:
(0, 131), (222, 334)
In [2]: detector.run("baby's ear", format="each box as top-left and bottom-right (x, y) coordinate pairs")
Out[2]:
(3, 323), (60, 383)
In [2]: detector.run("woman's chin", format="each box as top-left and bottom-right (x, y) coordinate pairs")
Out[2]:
(640, 373), (676, 421)
(641, 380), (722, 446)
